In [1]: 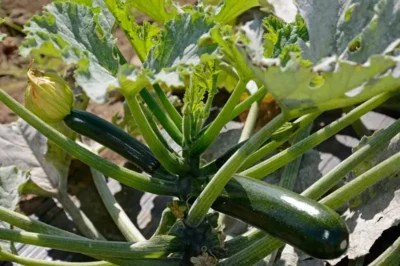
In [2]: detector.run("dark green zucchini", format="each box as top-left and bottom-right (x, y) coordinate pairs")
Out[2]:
(64, 110), (160, 173)
(212, 175), (349, 259)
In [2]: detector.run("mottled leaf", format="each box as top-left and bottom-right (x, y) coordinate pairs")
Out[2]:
(105, 0), (160, 62)
(246, 53), (400, 117)
(145, 12), (217, 87)
(0, 166), (29, 252)
(295, 0), (400, 64)
(0, 120), (70, 196)
(328, 133), (400, 264)
(241, 0), (400, 116)
(20, 2), (120, 102)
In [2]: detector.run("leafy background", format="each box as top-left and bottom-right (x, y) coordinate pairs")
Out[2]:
(0, 0), (399, 265)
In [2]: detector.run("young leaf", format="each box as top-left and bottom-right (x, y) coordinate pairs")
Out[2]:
(214, 0), (260, 24)
(0, 166), (28, 253)
(245, 52), (400, 117)
(105, 0), (160, 62)
(240, 0), (400, 117)
(328, 133), (400, 264)
(211, 26), (253, 80)
(145, 12), (217, 88)
(131, 0), (178, 24)
(263, 15), (309, 64)
(20, 2), (120, 102)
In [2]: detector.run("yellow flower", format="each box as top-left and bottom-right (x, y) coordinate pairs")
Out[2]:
(25, 70), (74, 123)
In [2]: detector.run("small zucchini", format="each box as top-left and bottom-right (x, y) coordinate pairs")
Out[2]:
(212, 175), (349, 259)
(64, 110), (160, 173)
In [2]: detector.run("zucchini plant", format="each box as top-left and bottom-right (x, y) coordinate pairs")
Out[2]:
(0, 0), (399, 265)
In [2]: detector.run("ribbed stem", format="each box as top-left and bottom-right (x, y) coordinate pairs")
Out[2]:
(153, 84), (182, 129)
(240, 112), (320, 170)
(123, 91), (189, 175)
(368, 236), (400, 266)
(303, 119), (400, 200)
(91, 169), (145, 242)
(57, 192), (105, 240)
(0, 228), (183, 259)
(140, 89), (183, 145)
(0, 250), (114, 266)
(186, 113), (287, 227)
(190, 79), (248, 155)
(0, 89), (178, 196)
(242, 92), (393, 179)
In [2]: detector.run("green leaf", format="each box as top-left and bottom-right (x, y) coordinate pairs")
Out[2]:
(247, 53), (400, 116)
(296, 0), (400, 64)
(57, 0), (115, 33)
(0, 120), (70, 197)
(131, 0), (178, 24)
(211, 26), (254, 80)
(105, 0), (160, 62)
(145, 12), (217, 87)
(215, 0), (260, 24)
(263, 15), (309, 65)
(183, 61), (218, 118)
(240, 1), (400, 116)
(331, 133), (400, 264)
(119, 65), (151, 96)
(20, 2), (120, 102)
(0, 166), (29, 252)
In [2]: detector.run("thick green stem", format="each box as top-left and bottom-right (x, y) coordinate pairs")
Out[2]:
(368, 236), (400, 266)
(279, 124), (313, 190)
(218, 236), (283, 266)
(57, 192), (105, 240)
(230, 86), (267, 121)
(0, 228), (183, 259)
(140, 89), (183, 145)
(124, 91), (189, 175)
(219, 100), (260, 229)
(0, 250), (114, 266)
(153, 84), (182, 129)
(91, 169), (145, 242)
(182, 112), (192, 150)
(0, 206), (85, 239)
(186, 113), (288, 227)
(303, 119), (400, 200)
(190, 79), (248, 155)
(321, 151), (400, 209)
(242, 92), (393, 179)
(0, 207), (151, 265)
(239, 112), (321, 170)
(343, 106), (371, 138)
(0, 89), (178, 196)
(219, 228), (265, 258)
(142, 103), (172, 151)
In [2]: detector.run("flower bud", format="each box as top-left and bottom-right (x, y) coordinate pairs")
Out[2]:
(25, 70), (74, 123)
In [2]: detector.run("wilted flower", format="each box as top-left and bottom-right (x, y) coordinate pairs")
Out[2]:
(25, 69), (74, 123)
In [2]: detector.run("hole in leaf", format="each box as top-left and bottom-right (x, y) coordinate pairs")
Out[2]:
(344, 3), (359, 22)
(309, 75), (325, 89)
(348, 36), (362, 52)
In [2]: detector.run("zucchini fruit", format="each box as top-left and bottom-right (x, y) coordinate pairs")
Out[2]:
(212, 175), (349, 259)
(64, 110), (161, 173)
